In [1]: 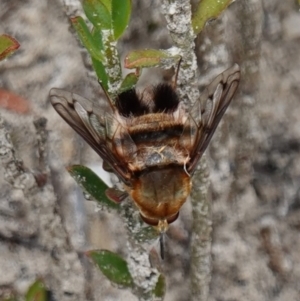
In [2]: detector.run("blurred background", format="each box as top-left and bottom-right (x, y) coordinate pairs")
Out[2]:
(1, 0), (300, 300)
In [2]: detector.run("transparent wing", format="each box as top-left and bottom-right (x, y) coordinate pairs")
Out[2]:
(49, 88), (131, 185)
(186, 64), (241, 173)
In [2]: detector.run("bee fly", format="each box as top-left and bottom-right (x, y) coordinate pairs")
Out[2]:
(50, 63), (240, 244)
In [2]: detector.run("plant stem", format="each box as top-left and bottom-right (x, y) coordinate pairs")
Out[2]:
(160, 1), (212, 300)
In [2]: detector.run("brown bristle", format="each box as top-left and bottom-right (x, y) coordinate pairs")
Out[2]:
(115, 89), (149, 117)
(153, 83), (179, 113)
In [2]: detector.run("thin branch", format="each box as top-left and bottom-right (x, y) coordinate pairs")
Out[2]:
(120, 201), (161, 301)
(161, 0), (199, 105)
(190, 156), (212, 301)
(160, 1), (212, 300)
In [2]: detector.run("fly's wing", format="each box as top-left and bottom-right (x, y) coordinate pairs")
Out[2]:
(49, 88), (131, 185)
(186, 64), (241, 173)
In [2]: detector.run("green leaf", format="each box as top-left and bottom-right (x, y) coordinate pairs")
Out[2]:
(91, 27), (105, 50)
(192, 0), (233, 35)
(125, 49), (181, 69)
(67, 165), (119, 209)
(87, 250), (133, 288)
(25, 279), (47, 301)
(118, 72), (139, 93)
(111, 0), (131, 39)
(153, 274), (166, 299)
(92, 57), (109, 90)
(92, 28), (108, 87)
(71, 17), (104, 62)
(90, 27), (108, 88)
(83, 0), (112, 30)
(0, 34), (20, 61)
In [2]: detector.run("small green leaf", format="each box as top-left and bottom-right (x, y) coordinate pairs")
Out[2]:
(118, 72), (139, 93)
(91, 27), (105, 50)
(111, 0), (131, 39)
(125, 49), (180, 69)
(0, 34), (20, 61)
(25, 279), (47, 301)
(68, 165), (119, 209)
(192, 0), (233, 35)
(92, 57), (109, 90)
(83, 0), (112, 30)
(87, 250), (133, 288)
(153, 274), (166, 298)
(90, 27), (108, 88)
(71, 17), (104, 62)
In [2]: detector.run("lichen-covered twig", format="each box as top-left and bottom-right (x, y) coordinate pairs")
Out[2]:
(160, 1), (213, 300)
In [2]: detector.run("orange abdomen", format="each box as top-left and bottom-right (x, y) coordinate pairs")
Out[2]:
(130, 167), (191, 225)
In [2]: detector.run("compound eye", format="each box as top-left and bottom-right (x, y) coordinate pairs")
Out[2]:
(166, 212), (179, 224)
(139, 212), (179, 226)
(140, 214), (159, 226)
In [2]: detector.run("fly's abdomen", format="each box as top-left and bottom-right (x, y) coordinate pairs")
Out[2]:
(130, 167), (191, 224)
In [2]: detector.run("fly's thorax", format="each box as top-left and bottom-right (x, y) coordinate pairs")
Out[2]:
(129, 166), (192, 225)
(110, 110), (192, 172)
